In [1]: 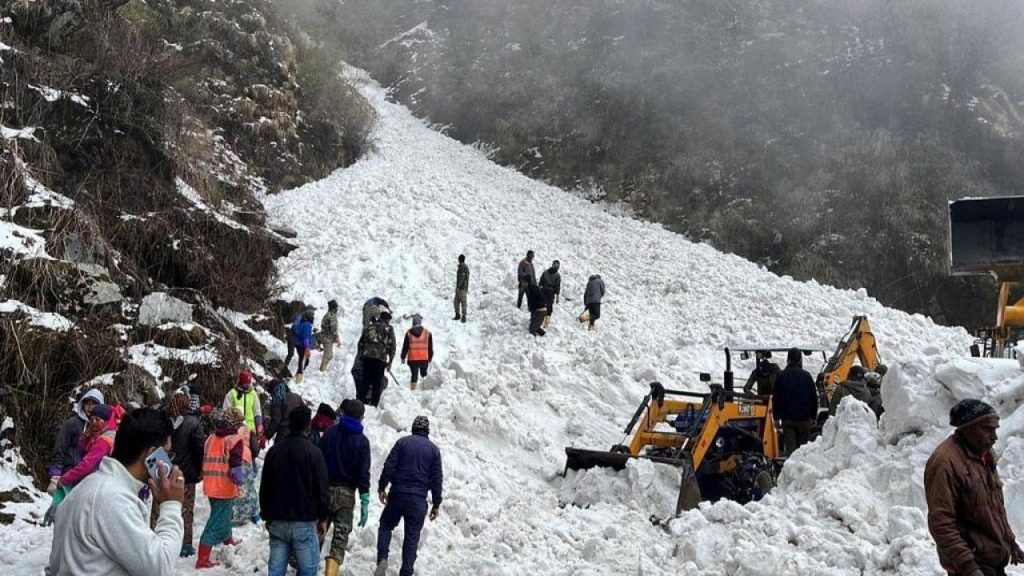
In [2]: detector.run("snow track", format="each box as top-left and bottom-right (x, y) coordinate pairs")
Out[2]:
(6, 67), (1023, 575)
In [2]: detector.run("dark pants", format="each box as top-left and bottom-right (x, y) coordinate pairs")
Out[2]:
(586, 303), (601, 326)
(285, 339), (309, 374)
(781, 419), (814, 456)
(409, 361), (429, 383)
(978, 563), (1007, 576)
(517, 282), (528, 308)
(529, 310), (546, 335)
(363, 357), (387, 406)
(377, 493), (428, 576)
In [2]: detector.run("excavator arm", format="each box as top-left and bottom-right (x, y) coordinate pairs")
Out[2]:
(820, 316), (880, 399)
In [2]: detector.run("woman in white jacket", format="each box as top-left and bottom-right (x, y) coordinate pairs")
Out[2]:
(46, 408), (185, 576)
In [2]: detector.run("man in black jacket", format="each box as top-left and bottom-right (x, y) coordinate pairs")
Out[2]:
(266, 379), (306, 443)
(321, 399), (371, 576)
(539, 260), (561, 329)
(375, 416), (443, 576)
(260, 405), (330, 576)
(526, 282), (548, 336)
(166, 389), (206, 558)
(772, 348), (819, 455)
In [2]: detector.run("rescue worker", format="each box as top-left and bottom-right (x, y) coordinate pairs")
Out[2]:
(266, 378), (306, 443)
(743, 356), (781, 396)
(925, 399), (1024, 576)
(865, 371), (885, 418)
(323, 399), (372, 576)
(221, 370), (264, 457)
(582, 274), (605, 331)
(320, 300), (341, 372)
(828, 365), (872, 416)
(260, 405), (331, 576)
(374, 416), (443, 576)
(196, 408), (246, 569)
(400, 314), (434, 390)
(47, 389), (104, 497)
(772, 348), (818, 455)
(516, 250), (536, 309)
(526, 281), (548, 336)
(454, 254), (469, 322)
(539, 260), (561, 329)
(357, 307), (397, 407)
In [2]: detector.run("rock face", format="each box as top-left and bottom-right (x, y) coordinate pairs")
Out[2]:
(138, 292), (194, 327)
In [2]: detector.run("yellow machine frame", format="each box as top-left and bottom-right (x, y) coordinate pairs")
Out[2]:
(819, 315), (880, 400)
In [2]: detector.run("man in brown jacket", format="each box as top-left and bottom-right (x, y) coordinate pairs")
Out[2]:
(924, 399), (1024, 576)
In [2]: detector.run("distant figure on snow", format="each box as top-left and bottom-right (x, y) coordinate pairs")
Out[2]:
(454, 254), (469, 322)
(539, 260), (561, 329)
(401, 314), (434, 390)
(358, 306), (397, 407)
(771, 348), (818, 456)
(526, 281), (548, 336)
(581, 274), (605, 331)
(517, 250), (536, 309)
(319, 300), (341, 372)
(287, 307), (316, 383)
(374, 416), (443, 576)
(925, 399), (1023, 576)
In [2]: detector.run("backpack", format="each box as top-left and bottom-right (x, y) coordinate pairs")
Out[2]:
(362, 320), (390, 360)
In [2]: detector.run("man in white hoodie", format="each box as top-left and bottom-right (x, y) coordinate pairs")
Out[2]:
(47, 407), (185, 576)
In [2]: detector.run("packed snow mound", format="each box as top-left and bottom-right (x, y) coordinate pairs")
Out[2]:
(4, 68), (1021, 575)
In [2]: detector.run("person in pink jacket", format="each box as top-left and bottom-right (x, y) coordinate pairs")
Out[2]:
(59, 404), (117, 488)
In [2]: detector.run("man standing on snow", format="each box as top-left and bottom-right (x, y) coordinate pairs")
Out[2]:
(260, 405), (331, 576)
(526, 281), (548, 336)
(47, 388), (104, 498)
(771, 348), (818, 455)
(925, 400), (1024, 576)
(163, 389), (206, 558)
(582, 274), (605, 331)
(374, 416), (443, 576)
(517, 250), (536, 309)
(46, 408), (185, 576)
(358, 306), (397, 407)
(454, 254), (469, 322)
(222, 370), (264, 457)
(322, 399), (372, 576)
(320, 300), (341, 372)
(400, 314), (434, 390)
(539, 260), (561, 329)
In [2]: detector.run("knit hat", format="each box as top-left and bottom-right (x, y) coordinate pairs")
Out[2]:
(238, 370), (253, 387)
(169, 391), (190, 418)
(343, 399), (365, 420)
(864, 372), (882, 387)
(91, 404), (113, 421)
(949, 399), (997, 429)
(221, 406), (244, 428)
(328, 299), (338, 312)
(411, 415), (430, 436)
(412, 314), (423, 327)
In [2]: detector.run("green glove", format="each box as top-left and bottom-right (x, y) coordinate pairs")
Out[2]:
(359, 491), (370, 528)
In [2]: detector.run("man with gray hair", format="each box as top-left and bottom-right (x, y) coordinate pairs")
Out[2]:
(925, 399), (1023, 576)
(375, 416), (443, 576)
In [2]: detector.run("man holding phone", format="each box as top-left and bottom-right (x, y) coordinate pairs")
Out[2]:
(47, 408), (185, 576)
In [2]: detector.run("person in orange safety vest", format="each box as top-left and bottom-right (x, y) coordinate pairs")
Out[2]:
(400, 314), (434, 390)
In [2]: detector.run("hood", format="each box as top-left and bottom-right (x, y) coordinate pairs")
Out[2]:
(74, 389), (105, 420)
(840, 380), (870, 395)
(339, 415), (364, 435)
(588, 274), (601, 282)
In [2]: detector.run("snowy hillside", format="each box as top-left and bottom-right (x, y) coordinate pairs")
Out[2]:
(5, 67), (1024, 575)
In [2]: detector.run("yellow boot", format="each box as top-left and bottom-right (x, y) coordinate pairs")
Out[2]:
(542, 315), (551, 329)
(410, 381), (418, 391)
(324, 557), (341, 576)
(319, 358), (330, 373)
(294, 372), (304, 384)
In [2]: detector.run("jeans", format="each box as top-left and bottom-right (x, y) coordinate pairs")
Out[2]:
(409, 361), (429, 383)
(268, 521), (320, 576)
(377, 493), (428, 576)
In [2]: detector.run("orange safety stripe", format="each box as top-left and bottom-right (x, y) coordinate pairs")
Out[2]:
(407, 329), (431, 362)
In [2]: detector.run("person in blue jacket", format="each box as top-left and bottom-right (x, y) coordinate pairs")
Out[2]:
(374, 416), (443, 576)
(285, 307), (316, 383)
(320, 399), (371, 576)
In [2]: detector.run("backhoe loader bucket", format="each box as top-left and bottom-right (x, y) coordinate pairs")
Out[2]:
(675, 461), (702, 514)
(950, 196), (1024, 280)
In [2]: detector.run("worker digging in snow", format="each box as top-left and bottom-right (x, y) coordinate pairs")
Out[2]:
(319, 300), (341, 372)
(925, 399), (1024, 576)
(743, 355), (781, 396)
(771, 348), (818, 455)
(375, 416), (443, 576)
(539, 260), (561, 329)
(401, 314), (434, 390)
(517, 250), (536, 309)
(358, 306), (397, 407)
(828, 365), (872, 416)
(454, 254), (469, 322)
(322, 399), (372, 576)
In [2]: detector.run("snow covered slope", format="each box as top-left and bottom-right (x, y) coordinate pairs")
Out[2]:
(5, 68), (1023, 575)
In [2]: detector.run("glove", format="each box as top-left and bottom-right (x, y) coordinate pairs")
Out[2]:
(229, 466), (245, 486)
(359, 492), (370, 528)
(46, 476), (60, 495)
(43, 502), (57, 526)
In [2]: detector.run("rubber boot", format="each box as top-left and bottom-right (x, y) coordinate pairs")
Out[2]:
(411, 380), (418, 391)
(223, 536), (242, 546)
(195, 544), (219, 569)
(374, 559), (388, 576)
(295, 372), (304, 384)
(543, 315), (551, 329)
(324, 556), (341, 576)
